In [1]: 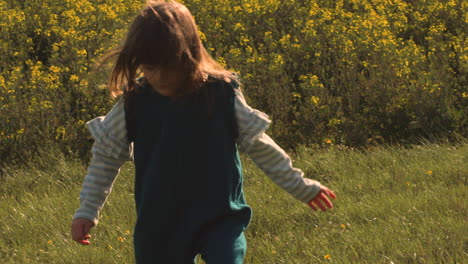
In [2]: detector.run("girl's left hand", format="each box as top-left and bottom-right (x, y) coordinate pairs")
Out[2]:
(308, 186), (336, 212)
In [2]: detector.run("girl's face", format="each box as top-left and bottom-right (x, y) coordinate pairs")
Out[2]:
(141, 65), (180, 96)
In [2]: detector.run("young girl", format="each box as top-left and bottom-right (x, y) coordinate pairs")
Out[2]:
(71, 1), (336, 263)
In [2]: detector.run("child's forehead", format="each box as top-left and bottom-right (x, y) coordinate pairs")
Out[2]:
(133, 38), (171, 66)
(140, 64), (157, 69)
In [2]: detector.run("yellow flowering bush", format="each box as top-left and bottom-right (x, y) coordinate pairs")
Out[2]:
(0, 0), (142, 162)
(184, 0), (467, 146)
(0, 0), (467, 164)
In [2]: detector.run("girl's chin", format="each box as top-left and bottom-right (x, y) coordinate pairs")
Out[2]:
(153, 86), (176, 96)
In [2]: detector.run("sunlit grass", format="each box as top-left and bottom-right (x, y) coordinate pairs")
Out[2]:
(1, 142), (466, 263)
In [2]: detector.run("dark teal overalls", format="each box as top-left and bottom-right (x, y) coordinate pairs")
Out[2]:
(125, 77), (251, 263)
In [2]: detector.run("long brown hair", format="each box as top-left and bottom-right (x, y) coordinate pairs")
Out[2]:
(99, 0), (238, 98)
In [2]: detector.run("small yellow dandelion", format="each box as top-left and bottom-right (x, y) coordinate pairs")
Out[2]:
(426, 171), (433, 175)
(324, 254), (331, 259)
(340, 224), (346, 228)
(272, 250), (276, 254)
(325, 139), (332, 144)
(125, 230), (131, 235)
(117, 236), (125, 242)
(47, 240), (53, 244)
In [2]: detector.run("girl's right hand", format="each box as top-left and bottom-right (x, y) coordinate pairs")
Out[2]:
(71, 218), (95, 245)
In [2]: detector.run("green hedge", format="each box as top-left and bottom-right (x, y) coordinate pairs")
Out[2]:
(1, 0), (467, 164)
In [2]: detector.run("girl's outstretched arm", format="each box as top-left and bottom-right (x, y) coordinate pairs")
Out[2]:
(234, 87), (336, 210)
(242, 132), (329, 206)
(71, 98), (131, 244)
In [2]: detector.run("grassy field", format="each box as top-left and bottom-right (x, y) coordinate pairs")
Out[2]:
(0, 142), (466, 263)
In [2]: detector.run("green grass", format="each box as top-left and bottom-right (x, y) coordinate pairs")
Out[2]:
(0, 143), (466, 263)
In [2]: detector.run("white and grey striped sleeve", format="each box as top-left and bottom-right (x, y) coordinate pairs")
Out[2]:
(234, 89), (321, 203)
(233, 88), (271, 153)
(73, 98), (131, 226)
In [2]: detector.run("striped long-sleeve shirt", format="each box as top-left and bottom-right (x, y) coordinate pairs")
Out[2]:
(73, 88), (321, 225)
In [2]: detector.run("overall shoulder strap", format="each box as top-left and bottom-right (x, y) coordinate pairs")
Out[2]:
(222, 78), (240, 140)
(124, 89), (136, 143)
(124, 78), (147, 143)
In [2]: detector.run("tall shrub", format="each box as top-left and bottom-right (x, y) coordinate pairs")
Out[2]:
(1, 0), (466, 166)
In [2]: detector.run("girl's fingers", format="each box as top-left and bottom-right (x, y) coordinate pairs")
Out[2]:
(71, 219), (93, 245)
(321, 186), (337, 199)
(307, 187), (337, 213)
(78, 234), (91, 246)
(325, 189), (337, 199)
(316, 201), (326, 211)
(308, 201), (317, 211)
(319, 194), (333, 210)
(308, 193), (334, 212)
(308, 187), (337, 212)
(79, 239), (90, 245)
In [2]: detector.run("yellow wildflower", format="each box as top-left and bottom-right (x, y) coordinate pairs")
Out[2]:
(70, 75), (79, 82)
(77, 49), (87, 56)
(117, 236), (125, 242)
(324, 254), (331, 259)
(49, 66), (60, 73)
(234, 23), (244, 31)
(292, 92), (301, 98)
(273, 54), (284, 65)
(310, 96), (320, 105)
(80, 79), (89, 87)
(426, 171), (433, 175)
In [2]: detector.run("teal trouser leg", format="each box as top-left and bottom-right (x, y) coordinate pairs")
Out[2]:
(134, 232), (198, 264)
(134, 244), (198, 264)
(134, 231), (245, 264)
(200, 229), (247, 264)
